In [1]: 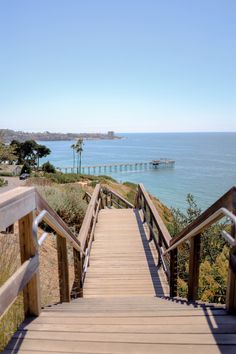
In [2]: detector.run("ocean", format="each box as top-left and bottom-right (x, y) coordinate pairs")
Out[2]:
(40, 133), (236, 211)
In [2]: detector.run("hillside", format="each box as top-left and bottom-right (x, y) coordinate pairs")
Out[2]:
(0, 129), (122, 142)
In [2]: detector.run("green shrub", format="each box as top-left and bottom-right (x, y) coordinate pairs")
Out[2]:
(38, 184), (87, 233)
(0, 172), (12, 177)
(20, 162), (31, 175)
(44, 172), (82, 184)
(42, 161), (56, 173)
(170, 194), (230, 303)
(123, 181), (137, 188)
(97, 175), (117, 183)
(0, 177), (7, 187)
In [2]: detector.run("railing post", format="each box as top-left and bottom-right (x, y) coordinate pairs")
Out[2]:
(73, 248), (83, 298)
(188, 235), (201, 302)
(149, 216), (153, 241)
(18, 211), (41, 317)
(143, 200), (146, 223)
(57, 235), (70, 302)
(226, 190), (236, 313)
(170, 248), (178, 297)
(135, 189), (140, 209)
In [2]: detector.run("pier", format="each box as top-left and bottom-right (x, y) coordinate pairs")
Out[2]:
(58, 158), (175, 174)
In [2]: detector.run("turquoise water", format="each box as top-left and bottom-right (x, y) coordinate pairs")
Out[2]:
(40, 133), (236, 210)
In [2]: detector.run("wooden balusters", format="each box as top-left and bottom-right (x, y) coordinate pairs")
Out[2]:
(56, 236), (70, 303)
(170, 249), (178, 298)
(149, 216), (154, 241)
(18, 211), (41, 316)
(226, 190), (236, 313)
(188, 235), (201, 301)
(73, 248), (83, 298)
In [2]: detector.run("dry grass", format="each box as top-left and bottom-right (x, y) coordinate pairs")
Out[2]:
(0, 228), (23, 351)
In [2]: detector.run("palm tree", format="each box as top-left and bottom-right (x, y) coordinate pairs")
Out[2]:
(71, 143), (76, 172)
(75, 138), (83, 174)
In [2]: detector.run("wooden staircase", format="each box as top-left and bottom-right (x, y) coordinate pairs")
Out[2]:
(5, 297), (236, 353)
(1, 184), (236, 353)
(83, 208), (169, 297)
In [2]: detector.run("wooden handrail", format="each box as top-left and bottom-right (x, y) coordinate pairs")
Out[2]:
(165, 186), (236, 312)
(0, 255), (39, 318)
(137, 184), (171, 247)
(35, 191), (82, 249)
(78, 184), (101, 252)
(170, 186), (236, 247)
(135, 184), (172, 279)
(0, 184), (102, 319)
(165, 207), (236, 254)
(101, 187), (134, 209)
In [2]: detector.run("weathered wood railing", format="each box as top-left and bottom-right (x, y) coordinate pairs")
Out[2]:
(78, 184), (102, 283)
(0, 184), (133, 323)
(0, 185), (102, 321)
(135, 184), (172, 277)
(101, 187), (134, 209)
(1, 182), (236, 325)
(164, 186), (236, 312)
(136, 184), (236, 313)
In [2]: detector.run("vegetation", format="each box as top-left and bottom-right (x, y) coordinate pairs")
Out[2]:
(10, 140), (51, 168)
(42, 161), (56, 173)
(37, 184), (87, 233)
(0, 144), (16, 164)
(71, 138), (84, 173)
(170, 194), (229, 303)
(0, 177), (8, 187)
(0, 131), (16, 164)
(20, 162), (32, 175)
(0, 232), (24, 351)
(29, 172), (117, 186)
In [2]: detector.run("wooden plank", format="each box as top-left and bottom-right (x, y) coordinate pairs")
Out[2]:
(19, 211), (41, 316)
(11, 330), (236, 344)
(6, 339), (235, 354)
(20, 322), (236, 334)
(29, 314), (235, 325)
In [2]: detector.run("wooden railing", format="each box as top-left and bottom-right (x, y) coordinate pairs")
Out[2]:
(101, 187), (134, 209)
(0, 184), (133, 322)
(136, 184), (236, 312)
(0, 185), (102, 321)
(1, 182), (236, 324)
(77, 184), (102, 283)
(165, 186), (236, 312)
(135, 184), (172, 277)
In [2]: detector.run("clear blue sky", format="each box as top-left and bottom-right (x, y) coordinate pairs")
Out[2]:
(0, 0), (235, 133)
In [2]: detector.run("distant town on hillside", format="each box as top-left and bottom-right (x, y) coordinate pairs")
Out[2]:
(0, 129), (121, 143)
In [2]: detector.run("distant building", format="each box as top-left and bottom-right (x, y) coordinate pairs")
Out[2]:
(107, 131), (114, 138)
